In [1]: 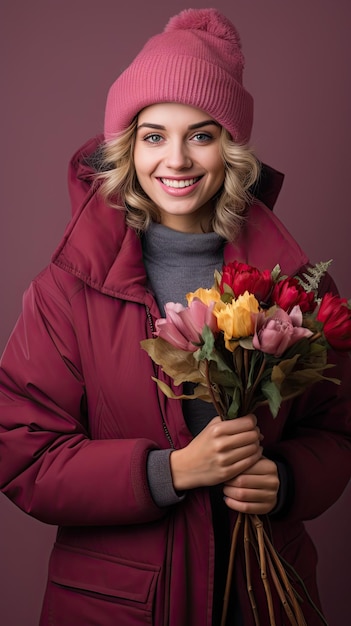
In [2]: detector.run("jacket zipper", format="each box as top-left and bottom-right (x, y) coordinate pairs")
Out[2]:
(145, 305), (175, 449)
(146, 304), (174, 626)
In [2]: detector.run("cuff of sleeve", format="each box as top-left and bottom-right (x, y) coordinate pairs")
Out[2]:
(147, 449), (186, 507)
(269, 459), (293, 518)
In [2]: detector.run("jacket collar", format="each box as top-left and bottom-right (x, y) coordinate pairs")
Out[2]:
(52, 136), (308, 302)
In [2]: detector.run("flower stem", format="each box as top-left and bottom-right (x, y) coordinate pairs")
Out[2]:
(245, 514), (260, 625)
(244, 347), (250, 385)
(309, 331), (323, 343)
(243, 354), (266, 415)
(221, 512), (242, 626)
(205, 359), (226, 419)
(261, 523), (307, 625)
(252, 515), (276, 625)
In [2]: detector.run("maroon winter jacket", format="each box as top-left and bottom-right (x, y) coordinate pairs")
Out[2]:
(0, 136), (350, 626)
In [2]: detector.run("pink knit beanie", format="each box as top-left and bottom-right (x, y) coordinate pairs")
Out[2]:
(104, 8), (253, 144)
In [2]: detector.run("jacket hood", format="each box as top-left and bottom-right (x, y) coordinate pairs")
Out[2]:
(52, 136), (308, 300)
(53, 135), (153, 305)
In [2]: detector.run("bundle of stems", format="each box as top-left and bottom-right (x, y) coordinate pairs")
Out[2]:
(204, 353), (327, 626)
(220, 512), (309, 626)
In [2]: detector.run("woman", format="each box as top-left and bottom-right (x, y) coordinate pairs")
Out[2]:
(0, 8), (350, 626)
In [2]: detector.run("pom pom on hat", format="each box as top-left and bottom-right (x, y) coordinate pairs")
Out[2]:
(104, 8), (253, 143)
(165, 8), (242, 50)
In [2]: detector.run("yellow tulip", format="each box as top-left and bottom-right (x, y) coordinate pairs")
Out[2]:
(214, 292), (259, 350)
(186, 288), (221, 306)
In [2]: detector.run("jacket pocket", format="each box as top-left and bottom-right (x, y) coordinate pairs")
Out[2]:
(42, 543), (160, 626)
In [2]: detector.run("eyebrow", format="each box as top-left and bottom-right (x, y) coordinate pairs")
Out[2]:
(137, 120), (220, 130)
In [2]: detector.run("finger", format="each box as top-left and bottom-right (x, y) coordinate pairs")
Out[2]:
(224, 463), (279, 492)
(212, 426), (262, 455)
(218, 442), (263, 469)
(224, 448), (263, 477)
(224, 496), (277, 515)
(224, 475), (278, 492)
(211, 414), (258, 436)
(218, 432), (262, 455)
(223, 485), (276, 502)
(230, 458), (277, 476)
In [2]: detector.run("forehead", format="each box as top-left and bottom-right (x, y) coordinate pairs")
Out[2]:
(137, 102), (216, 126)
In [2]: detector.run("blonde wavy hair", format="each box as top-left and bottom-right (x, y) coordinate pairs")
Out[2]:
(96, 117), (261, 241)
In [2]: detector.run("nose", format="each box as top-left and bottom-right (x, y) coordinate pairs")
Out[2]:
(164, 139), (192, 170)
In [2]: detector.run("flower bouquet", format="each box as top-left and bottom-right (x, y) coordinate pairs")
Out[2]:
(141, 260), (351, 626)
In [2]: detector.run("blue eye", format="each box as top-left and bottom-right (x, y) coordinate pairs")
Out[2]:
(192, 133), (212, 142)
(145, 134), (163, 143)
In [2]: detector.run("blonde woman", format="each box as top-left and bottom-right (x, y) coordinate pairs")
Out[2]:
(0, 9), (350, 626)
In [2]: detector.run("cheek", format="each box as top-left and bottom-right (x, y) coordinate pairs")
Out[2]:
(211, 162), (226, 190)
(206, 152), (225, 182)
(133, 147), (143, 178)
(136, 158), (160, 185)
(132, 151), (150, 195)
(133, 145), (152, 177)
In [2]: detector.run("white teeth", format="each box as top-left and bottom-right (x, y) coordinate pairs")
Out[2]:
(160, 177), (199, 188)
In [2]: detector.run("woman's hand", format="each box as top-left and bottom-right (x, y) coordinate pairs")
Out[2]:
(222, 457), (280, 515)
(170, 414), (262, 491)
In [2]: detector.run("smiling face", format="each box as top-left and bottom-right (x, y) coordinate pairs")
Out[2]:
(133, 103), (225, 233)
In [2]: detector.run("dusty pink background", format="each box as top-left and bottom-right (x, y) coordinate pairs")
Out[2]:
(1, 1), (350, 624)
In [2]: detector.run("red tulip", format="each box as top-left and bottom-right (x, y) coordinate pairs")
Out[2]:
(272, 277), (316, 313)
(316, 293), (351, 351)
(220, 261), (273, 304)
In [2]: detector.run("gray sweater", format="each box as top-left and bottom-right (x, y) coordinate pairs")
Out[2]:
(142, 222), (225, 505)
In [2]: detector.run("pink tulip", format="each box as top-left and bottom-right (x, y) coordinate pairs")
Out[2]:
(253, 305), (313, 357)
(154, 299), (218, 352)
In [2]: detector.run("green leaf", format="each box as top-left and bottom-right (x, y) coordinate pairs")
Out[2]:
(297, 260), (333, 293)
(194, 328), (235, 377)
(301, 341), (327, 367)
(267, 357), (339, 406)
(194, 325), (215, 362)
(232, 345), (243, 377)
(271, 355), (301, 386)
(247, 350), (265, 388)
(213, 269), (222, 289)
(238, 337), (255, 350)
(261, 380), (282, 418)
(227, 386), (242, 419)
(223, 283), (234, 298)
(280, 369), (340, 398)
(211, 351), (236, 374)
(281, 337), (312, 360)
(271, 264), (282, 282)
(221, 293), (233, 304)
(209, 363), (241, 388)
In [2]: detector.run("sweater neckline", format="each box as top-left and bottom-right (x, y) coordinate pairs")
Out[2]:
(142, 222), (225, 268)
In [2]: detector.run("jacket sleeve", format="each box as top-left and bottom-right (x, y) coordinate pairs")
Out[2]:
(0, 267), (163, 527)
(266, 271), (351, 522)
(267, 351), (351, 522)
